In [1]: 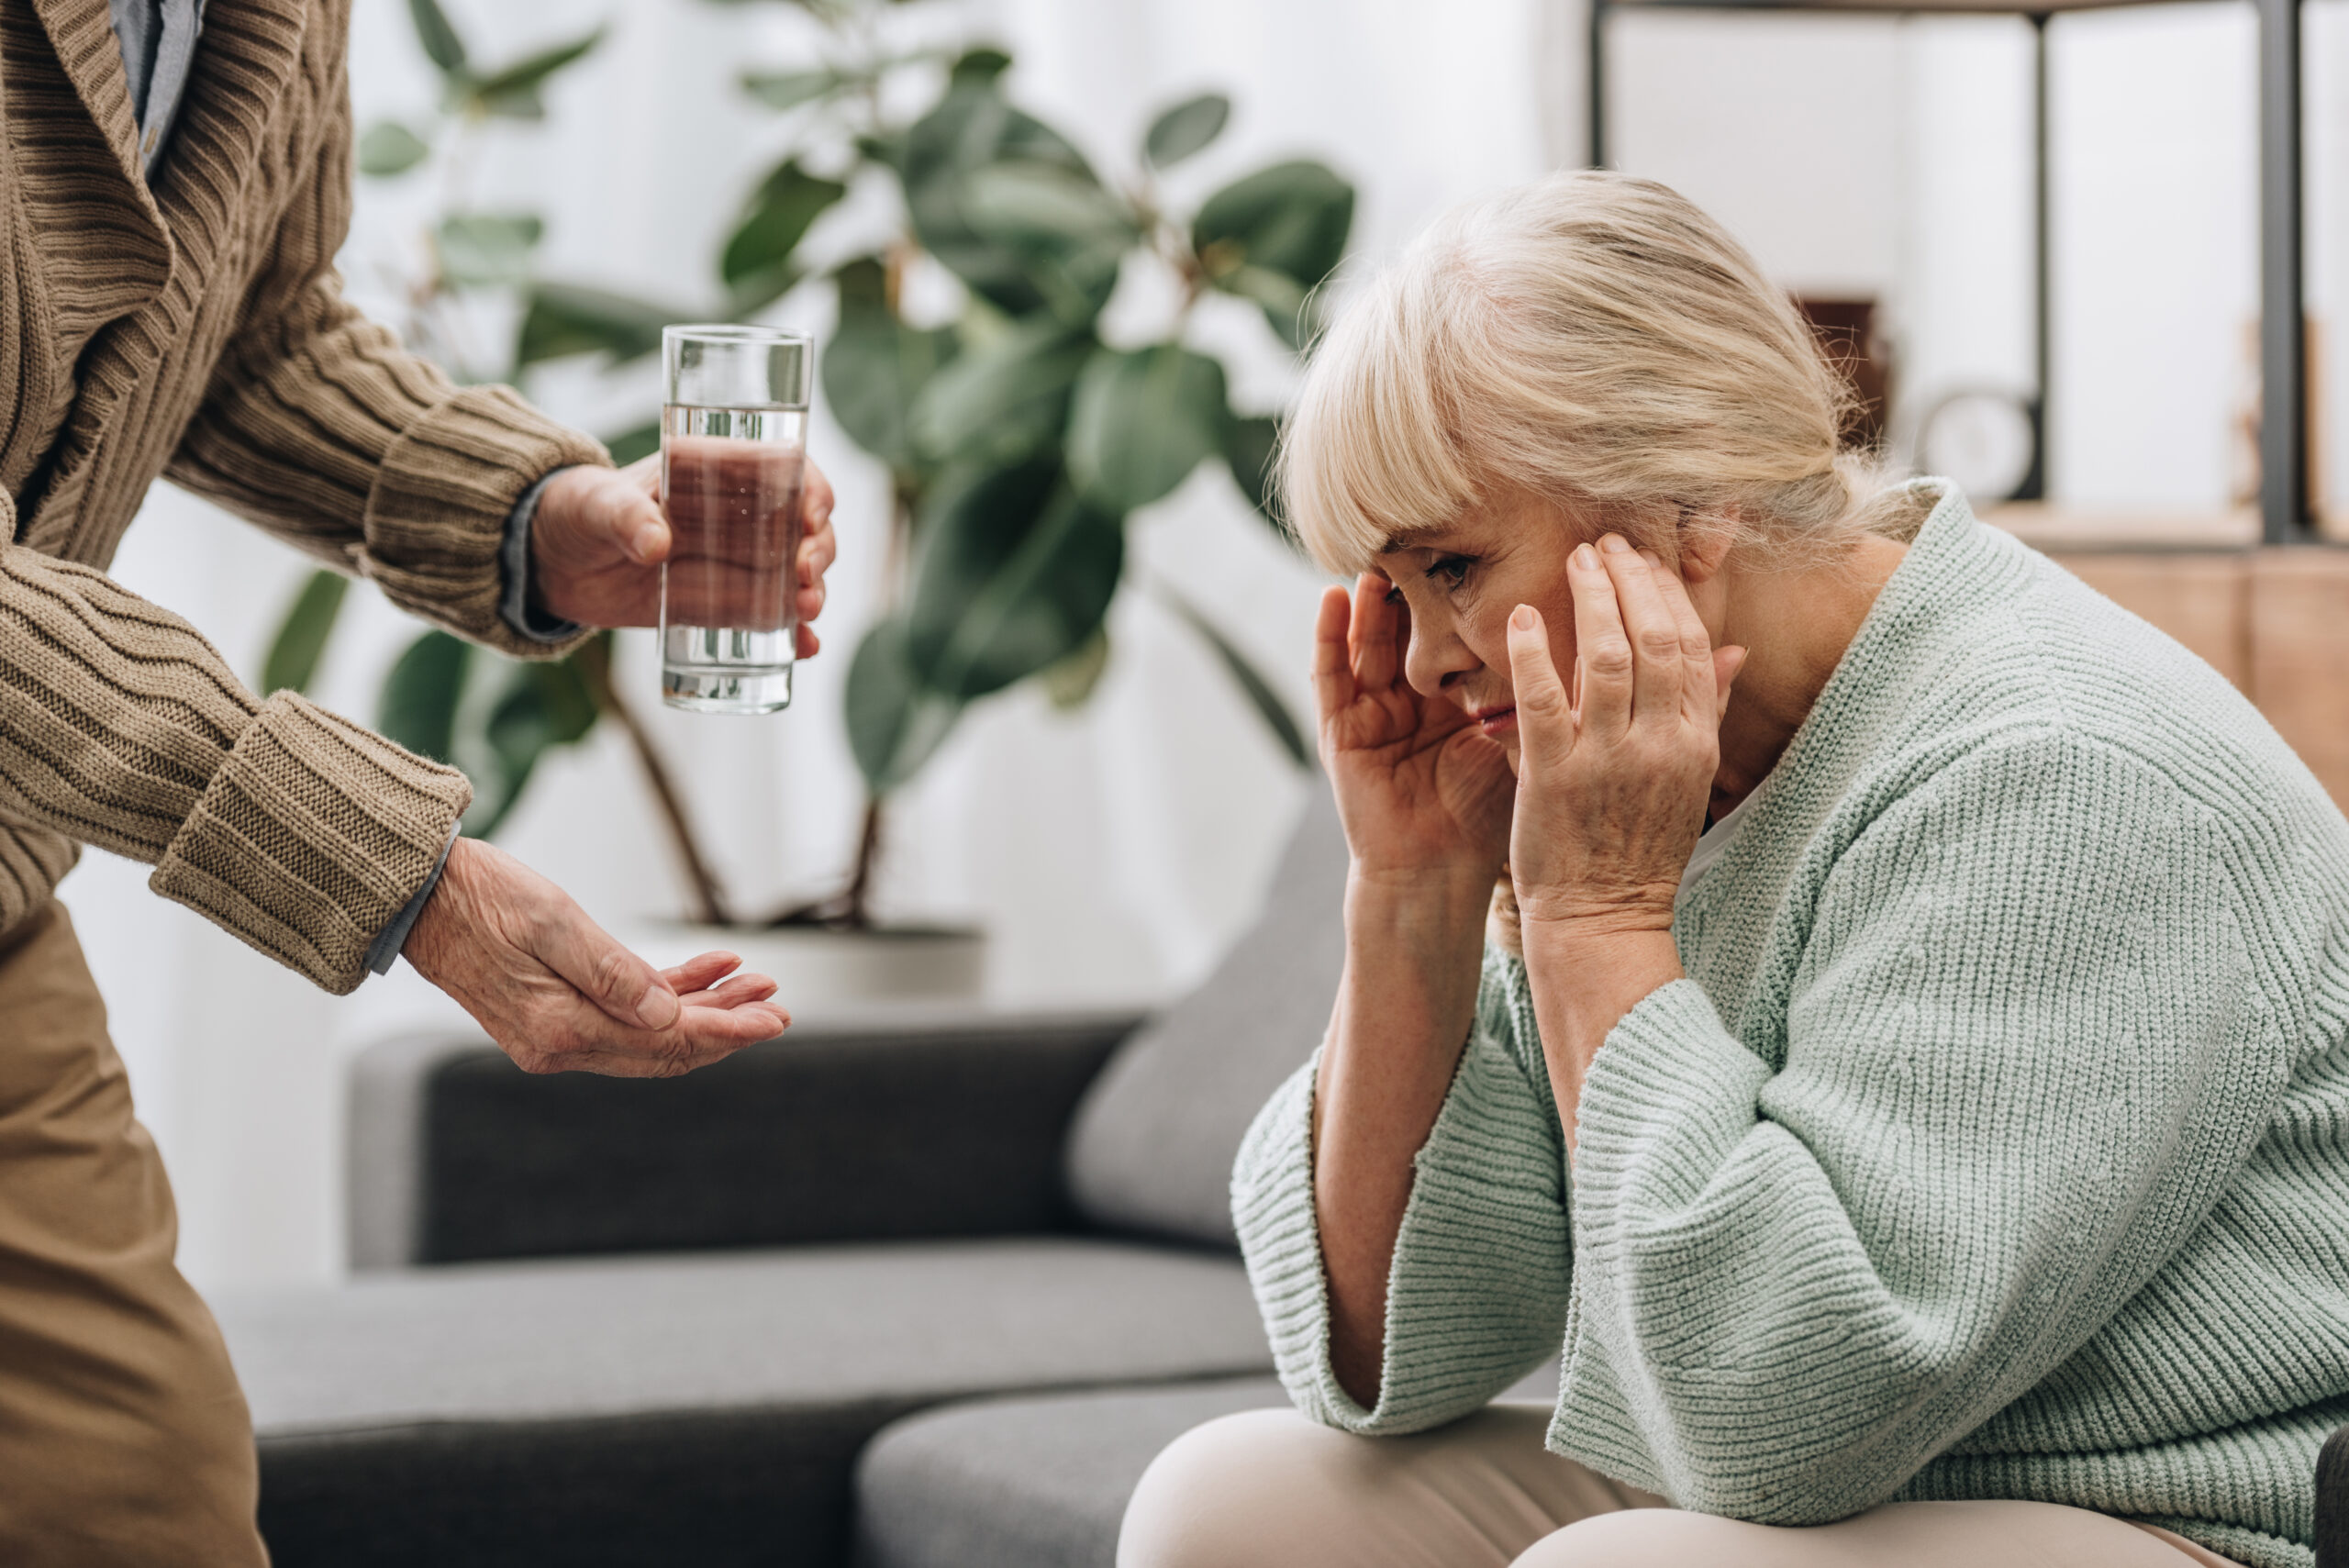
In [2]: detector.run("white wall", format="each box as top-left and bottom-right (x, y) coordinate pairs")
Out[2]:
(58, 0), (2349, 1292)
(1606, 2), (2318, 514)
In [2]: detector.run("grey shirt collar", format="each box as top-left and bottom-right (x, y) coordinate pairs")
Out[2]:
(107, 0), (207, 174)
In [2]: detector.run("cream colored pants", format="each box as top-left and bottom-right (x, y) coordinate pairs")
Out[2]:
(1119, 1405), (2243, 1568)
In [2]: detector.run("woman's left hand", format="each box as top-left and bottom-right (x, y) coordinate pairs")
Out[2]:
(1506, 536), (1744, 935)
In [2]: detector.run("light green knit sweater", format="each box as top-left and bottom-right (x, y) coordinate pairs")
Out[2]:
(1233, 483), (2349, 1568)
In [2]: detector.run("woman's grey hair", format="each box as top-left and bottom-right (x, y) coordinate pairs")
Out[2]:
(1277, 170), (1924, 574)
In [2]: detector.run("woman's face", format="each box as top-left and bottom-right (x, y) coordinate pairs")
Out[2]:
(1372, 492), (1592, 772)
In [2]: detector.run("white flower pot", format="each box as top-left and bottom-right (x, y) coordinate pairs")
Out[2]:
(625, 922), (987, 1008)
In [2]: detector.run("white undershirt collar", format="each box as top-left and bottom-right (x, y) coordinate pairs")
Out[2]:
(1675, 789), (1759, 910)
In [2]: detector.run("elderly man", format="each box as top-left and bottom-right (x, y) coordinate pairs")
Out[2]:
(0, 0), (836, 1557)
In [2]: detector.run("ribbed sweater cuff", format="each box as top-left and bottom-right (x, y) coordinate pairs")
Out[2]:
(150, 692), (473, 994)
(362, 384), (607, 660)
(1571, 979), (1767, 1263)
(499, 470), (587, 645)
(1234, 1034), (1572, 1437)
(1232, 1056), (1341, 1417)
(364, 826), (458, 976)
(1375, 1022), (1574, 1429)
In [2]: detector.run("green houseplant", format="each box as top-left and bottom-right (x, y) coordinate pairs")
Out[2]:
(263, 0), (744, 922)
(712, 0), (1350, 926)
(267, 0), (1347, 949)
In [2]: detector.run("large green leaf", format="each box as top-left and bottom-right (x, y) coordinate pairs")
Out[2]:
(844, 617), (965, 795)
(1218, 263), (1316, 350)
(1038, 623), (1110, 709)
(1193, 160), (1353, 344)
(261, 570), (349, 695)
(357, 120), (430, 177)
(742, 48), (952, 113)
(375, 632), (604, 840)
(469, 655), (601, 838)
(516, 284), (674, 367)
(907, 458), (1125, 700)
(900, 50), (1109, 320)
(406, 0), (467, 74)
(377, 630), (469, 766)
(944, 47), (1012, 84)
(604, 420), (661, 467)
(855, 129), (907, 173)
(436, 213), (544, 287)
(963, 164), (1135, 250)
(822, 258), (958, 470)
(1144, 93), (1230, 170)
(1064, 343), (1228, 512)
(908, 319), (1093, 470)
(741, 68), (842, 112)
(1156, 584), (1310, 769)
(1221, 413), (1289, 539)
(958, 164), (1134, 326)
(721, 160), (848, 310)
(464, 28), (606, 120)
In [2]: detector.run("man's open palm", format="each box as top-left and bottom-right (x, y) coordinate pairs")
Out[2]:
(404, 838), (787, 1077)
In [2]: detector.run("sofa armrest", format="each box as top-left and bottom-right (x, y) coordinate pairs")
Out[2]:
(2321, 1423), (2349, 1568)
(347, 1006), (1148, 1269)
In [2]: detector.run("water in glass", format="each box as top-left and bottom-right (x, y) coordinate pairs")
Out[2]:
(659, 403), (805, 713)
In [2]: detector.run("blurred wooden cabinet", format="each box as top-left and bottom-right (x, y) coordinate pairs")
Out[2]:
(2052, 548), (2349, 808)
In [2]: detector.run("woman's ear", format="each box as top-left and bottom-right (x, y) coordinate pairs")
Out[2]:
(1675, 511), (1737, 584)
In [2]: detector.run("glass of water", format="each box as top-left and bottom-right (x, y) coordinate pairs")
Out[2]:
(659, 325), (813, 713)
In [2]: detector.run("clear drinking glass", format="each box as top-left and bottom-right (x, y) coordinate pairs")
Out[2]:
(659, 325), (813, 713)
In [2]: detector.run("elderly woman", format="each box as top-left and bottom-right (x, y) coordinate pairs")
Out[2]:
(1118, 172), (2349, 1568)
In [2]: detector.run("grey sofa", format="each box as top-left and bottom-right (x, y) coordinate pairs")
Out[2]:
(209, 778), (2349, 1568)
(211, 790), (1352, 1568)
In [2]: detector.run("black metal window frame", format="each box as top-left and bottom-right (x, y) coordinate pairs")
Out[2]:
(1586, 0), (2312, 543)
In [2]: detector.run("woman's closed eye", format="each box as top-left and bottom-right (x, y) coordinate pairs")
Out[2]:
(1425, 555), (1475, 593)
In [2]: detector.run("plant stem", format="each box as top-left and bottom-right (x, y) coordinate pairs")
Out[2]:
(766, 795), (884, 929)
(573, 638), (734, 928)
(843, 795), (884, 928)
(774, 220), (918, 932)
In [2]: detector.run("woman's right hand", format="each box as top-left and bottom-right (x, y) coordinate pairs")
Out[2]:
(1310, 573), (1516, 1407)
(1315, 573), (1517, 887)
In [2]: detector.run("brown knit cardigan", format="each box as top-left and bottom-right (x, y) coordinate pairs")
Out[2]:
(0, 0), (606, 992)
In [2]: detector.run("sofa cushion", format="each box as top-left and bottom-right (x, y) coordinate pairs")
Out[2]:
(350, 1008), (1145, 1269)
(1063, 782), (1349, 1245)
(855, 1377), (1289, 1568)
(217, 1238), (1268, 1568)
(853, 1362), (1564, 1568)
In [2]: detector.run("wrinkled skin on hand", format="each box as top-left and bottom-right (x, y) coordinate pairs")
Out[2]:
(1503, 539), (1743, 935)
(404, 837), (788, 1077)
(1315, 572), (1518, 891)
(528, 452), (839, 652)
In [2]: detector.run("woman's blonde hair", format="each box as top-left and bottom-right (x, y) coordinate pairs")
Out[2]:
(1279, 170), (1919, 573)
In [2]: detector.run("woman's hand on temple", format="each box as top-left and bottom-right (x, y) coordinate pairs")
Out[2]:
(1309, 572), (1517, 1407)
(1505, 538), (1744, 934)
(1316, 573), (1517, 888)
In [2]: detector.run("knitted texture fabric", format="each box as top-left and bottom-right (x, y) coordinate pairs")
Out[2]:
(0, 0), (607, 988)
(1232, 483), (2349, 1568)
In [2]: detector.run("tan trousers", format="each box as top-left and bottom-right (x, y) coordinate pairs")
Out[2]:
(1119, 1406), (2244, 1568)
(0, 902), (267, 1565)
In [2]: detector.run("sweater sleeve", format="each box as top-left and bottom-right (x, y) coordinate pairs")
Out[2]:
(1232, 952), (1574, 1435)
(0, 533), (471, 992)
(161, 46), (606, 661)
(1555, 728), (2277, 1523)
